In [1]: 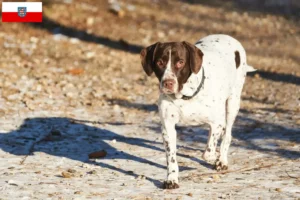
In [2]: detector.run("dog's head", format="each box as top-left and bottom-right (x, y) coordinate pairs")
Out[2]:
(140, 41), (203, 94)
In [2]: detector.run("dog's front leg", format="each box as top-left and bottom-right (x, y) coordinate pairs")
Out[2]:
(161, 121), (179, 189)
(159, 99), (180, 189)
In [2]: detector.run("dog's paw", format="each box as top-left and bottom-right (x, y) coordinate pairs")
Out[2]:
(202, 150), (217, 163)
(214, 159), (228, 171)
(163, 180), (179, 189)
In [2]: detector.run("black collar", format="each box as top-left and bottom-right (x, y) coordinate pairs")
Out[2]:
(181, 67), (205, 100)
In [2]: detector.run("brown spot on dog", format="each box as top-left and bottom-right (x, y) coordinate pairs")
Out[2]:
(171, 157), (175, 163)
(165, 141), (170, 152)
(235, 51), (240, 69)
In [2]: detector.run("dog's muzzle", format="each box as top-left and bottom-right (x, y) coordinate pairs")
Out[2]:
(161, 78), (177, 94)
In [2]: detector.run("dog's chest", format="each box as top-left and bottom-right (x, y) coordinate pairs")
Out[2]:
(170, 95), (223, 125)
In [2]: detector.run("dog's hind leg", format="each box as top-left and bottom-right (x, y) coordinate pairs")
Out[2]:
(202, 123), (225, 163)
(202, 106), (226, 164)
(215, 79), (244, 171)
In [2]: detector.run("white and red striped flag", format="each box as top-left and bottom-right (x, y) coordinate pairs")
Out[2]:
(2, 2), (42, 22)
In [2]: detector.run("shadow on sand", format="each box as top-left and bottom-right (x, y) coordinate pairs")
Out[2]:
(0, 117), (202, 188)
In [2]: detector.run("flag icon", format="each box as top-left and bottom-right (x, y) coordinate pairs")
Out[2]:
(2, 2), (42, 22)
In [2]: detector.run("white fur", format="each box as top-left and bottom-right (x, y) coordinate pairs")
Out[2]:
(161, 50), (179, 94)
(158, 34), (254, 186)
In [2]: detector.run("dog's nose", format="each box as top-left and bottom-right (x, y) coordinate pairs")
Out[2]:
(163, 79), (175, 90)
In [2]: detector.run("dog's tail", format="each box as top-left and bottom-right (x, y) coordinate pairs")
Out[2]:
(246, 65), (256, 72)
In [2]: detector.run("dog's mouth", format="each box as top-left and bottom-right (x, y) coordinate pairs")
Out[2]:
(160, 86), (178, 95)
(161, 89), (174, 94)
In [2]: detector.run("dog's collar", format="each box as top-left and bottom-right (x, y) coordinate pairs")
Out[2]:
(181, 67), (205, 100)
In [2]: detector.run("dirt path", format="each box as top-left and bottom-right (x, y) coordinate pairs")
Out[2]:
(0, 0), (299, 199)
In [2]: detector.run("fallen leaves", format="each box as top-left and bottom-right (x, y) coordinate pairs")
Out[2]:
(186, 193), (193, 197)
(136, 175), (146, 180)
(67, 68), (84, 76)
(61, 168), (78, 178)
(88, 170), (97, 175)
(67, 169), (76, 173)
(275, 188), (282, 192)
(212, 174), (221, 181)
(88, 150), (107, 159)
(6, 180), (18, 186)
(61, 171), (72, 178)
(109, 1), (126, 18)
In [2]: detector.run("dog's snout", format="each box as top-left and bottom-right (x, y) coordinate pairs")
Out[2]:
(163, 79), (175, 90)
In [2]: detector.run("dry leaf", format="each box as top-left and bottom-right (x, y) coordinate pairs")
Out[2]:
(67, 68), (84, 75)
(62, 171), (72, 178)
(187, 193), (193, 197)
(88, 150), (107, 159)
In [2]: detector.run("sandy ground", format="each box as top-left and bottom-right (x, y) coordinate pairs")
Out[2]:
(0, 0), (299, 199)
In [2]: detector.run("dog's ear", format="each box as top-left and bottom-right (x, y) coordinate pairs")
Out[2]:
(140, 42), (159, 76)
(182, 41), (203, 74)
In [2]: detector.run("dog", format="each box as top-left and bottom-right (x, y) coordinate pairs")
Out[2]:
(140, 34), (255, 189)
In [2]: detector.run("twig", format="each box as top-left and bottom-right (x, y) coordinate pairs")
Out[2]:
(70, 119), (134, 125)
(285, 170), (299, 179)
(19, 129), (53, 165)
(38, 182), (58, 185)
(188, 162), (284, 178)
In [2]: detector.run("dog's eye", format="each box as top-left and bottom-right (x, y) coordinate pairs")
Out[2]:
(176, 60), (185, 68)
(157, 59), (165, 68)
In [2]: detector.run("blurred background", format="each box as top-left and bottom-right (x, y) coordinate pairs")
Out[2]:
(0, 0), (299, 116)
(0, 0), (299, 120)
(0, 0), (299, 199)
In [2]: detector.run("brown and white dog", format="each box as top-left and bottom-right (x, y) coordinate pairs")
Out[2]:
(140, 34), (255, 189)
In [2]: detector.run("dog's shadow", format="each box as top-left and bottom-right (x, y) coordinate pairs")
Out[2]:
(0, 117), (204, 188)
